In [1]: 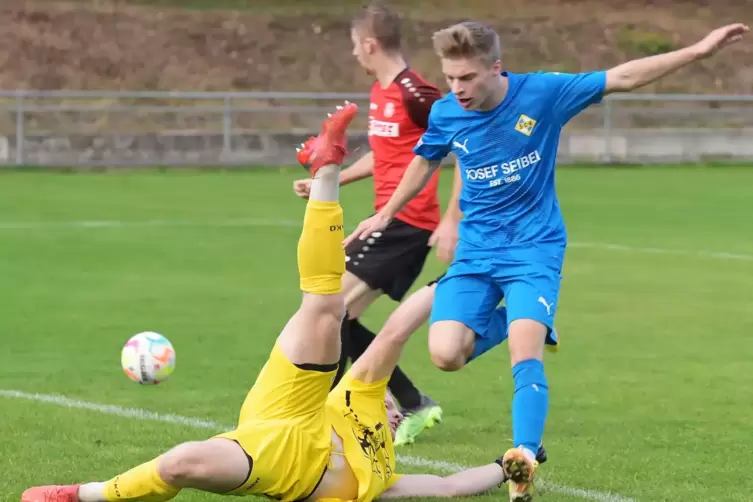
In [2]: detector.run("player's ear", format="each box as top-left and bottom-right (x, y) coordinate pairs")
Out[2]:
(491, 59), (502, 77)
(364, 37), (378, 55)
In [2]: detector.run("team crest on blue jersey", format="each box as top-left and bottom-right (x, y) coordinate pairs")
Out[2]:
(515, 114), (537, 136)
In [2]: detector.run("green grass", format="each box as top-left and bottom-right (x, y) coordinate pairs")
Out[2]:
(1, 166), (753, 502)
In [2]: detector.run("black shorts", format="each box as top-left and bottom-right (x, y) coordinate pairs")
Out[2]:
(345, 218), (432, 302)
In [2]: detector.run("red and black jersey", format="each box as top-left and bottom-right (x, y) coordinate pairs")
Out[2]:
(368, 67), (442, 232)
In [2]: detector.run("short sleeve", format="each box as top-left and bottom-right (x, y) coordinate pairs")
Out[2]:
(546, 71), (607, 125)
(413, 104), (451, 161)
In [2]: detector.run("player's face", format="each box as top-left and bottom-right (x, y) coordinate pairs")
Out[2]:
(385, 397), (403, 439)
(351, 27), (376, 75)
(441, 56), (502, 111)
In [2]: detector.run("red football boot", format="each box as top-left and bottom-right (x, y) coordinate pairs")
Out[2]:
(296, 101), (358, 177)
(21, 485), (80, 502)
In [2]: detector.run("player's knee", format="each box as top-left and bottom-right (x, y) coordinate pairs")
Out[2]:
(430, 347), (466, 371)
(157, 442), (213, 486)
(428, 322), (474, 371)
(428, 336), (467, 371)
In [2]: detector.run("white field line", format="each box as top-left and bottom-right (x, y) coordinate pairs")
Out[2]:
(1, 389), (637, 502)
(0, 217), (751, 262)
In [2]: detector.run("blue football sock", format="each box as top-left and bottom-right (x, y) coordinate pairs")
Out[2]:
(468, 306), (510, 362)
(512, 359), (549, 456)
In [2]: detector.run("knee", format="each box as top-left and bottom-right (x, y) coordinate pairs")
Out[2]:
(428, 331), (472, 372)
(430, 349), (466, 371)
(157, 442), (212, 486)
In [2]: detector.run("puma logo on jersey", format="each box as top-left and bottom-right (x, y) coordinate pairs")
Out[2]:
(452, 138), (469, 154)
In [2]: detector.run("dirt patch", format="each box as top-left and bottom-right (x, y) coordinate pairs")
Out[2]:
(3, 0), (753, 94)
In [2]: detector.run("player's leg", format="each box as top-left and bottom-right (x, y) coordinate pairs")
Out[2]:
(499, 268), (562, 500)
(21, 438), (254, 502)
(479, 306), (560, 363)
(231, 102), (358, 427)
(428, 262), (503, 372)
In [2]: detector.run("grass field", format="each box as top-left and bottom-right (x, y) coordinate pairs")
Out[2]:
(2, 166), (753, 502)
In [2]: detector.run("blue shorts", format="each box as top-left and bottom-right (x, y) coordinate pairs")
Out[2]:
(430, 257), (562, 336)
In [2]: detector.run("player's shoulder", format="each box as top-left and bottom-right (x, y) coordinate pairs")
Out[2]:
(395, 68), (441, 101)
(430, 93), (459, 113)
(509, 70), (564, 88)
(515, 69), (606, 86)
(505, 71), (575, 102)
(423, 93), (459, 125)
(396, 67), (439, 90)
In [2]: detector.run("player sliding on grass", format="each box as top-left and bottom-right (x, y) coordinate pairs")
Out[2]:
(22, 104), (528, 502)
(346, 21), (749, 501)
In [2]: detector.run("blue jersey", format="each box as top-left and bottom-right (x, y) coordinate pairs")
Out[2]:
(414, 71), (606, 263)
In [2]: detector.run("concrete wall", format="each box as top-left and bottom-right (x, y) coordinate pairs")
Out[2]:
(2, 128), (752, 167)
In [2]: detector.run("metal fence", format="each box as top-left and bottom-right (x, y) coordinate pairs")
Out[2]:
(1, 90), (752, 167)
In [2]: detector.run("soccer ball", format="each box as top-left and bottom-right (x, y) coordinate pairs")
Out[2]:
(121, 331), (176, 384)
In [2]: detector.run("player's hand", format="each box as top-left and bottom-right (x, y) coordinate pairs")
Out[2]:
(693, 23), (749, 58)
(343, 213), (391, 248)
(293, 178), (312, 199)
(428, 217), (459, 263)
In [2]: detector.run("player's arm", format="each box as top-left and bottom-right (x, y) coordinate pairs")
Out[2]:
(605, 23), (748, 94)
(344, 154), (442, 246)
(380, 463), (506, 499)
(339, 151), (374, 186)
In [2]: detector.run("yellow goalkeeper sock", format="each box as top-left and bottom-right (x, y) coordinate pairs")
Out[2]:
(298, 200), (345, 295)
(102, 459), (180, 502)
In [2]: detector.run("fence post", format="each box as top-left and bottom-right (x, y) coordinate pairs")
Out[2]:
(602, 98), (613, 163)
(15, 92), (25, 166)
(222, 96), (232, 154)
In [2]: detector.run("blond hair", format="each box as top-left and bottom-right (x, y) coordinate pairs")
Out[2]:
(432, 22), (501, 63)
(352, 2), (402, 52)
